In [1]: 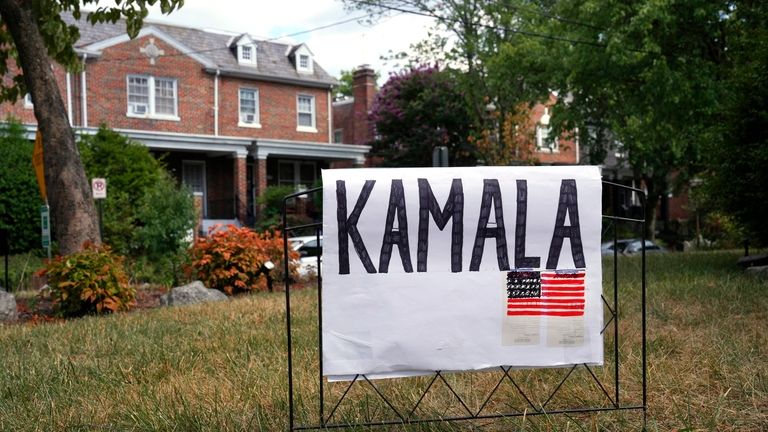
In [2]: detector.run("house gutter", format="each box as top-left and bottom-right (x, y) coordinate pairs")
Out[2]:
(214, 69), (220, 136)
(80, 53), (88, 128)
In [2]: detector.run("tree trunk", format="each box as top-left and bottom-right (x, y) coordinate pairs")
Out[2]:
(0, 0), (100, 255)
(641, 175), (662, 241)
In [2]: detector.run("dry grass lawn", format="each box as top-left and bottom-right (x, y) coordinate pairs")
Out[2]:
(0, 250), (765, 431)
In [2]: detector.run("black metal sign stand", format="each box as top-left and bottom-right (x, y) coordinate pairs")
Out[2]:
(283, 181), (647, 430)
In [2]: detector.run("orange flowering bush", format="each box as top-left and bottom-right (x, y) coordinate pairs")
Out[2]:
(188, 225), (298, 295)
(38, 242), (135, 317)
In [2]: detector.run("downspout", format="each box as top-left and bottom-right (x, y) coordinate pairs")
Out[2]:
(80, 53), (88, 128)
(214, 69), (220, 136)
(65, 72), (72, 125)
(327, 88), (332, 143)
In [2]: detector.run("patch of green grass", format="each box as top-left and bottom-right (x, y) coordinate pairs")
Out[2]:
(0, 251), (766, 430)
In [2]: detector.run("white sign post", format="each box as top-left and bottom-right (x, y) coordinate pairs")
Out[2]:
(92, 178), (107, 241)
(91, 178), (107, 199)
(321, 166), (603, 380)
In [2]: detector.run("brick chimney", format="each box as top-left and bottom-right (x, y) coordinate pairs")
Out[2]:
(352, 65), (377, 145)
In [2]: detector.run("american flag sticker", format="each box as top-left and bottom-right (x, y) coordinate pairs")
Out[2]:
(506, 270), (586, 317)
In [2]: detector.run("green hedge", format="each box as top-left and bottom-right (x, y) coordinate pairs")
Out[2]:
(0, 119), (40, 253)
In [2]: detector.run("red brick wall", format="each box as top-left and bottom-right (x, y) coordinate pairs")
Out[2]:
(2, 35), (332, 145)
(529, 100), (579, 165)
(331, 67), (376, 146)
(255, 158), (268, 218)
(332, 101), (354, 143)
(218, 78), (330, 142)
(87, 35), (214, 134)
(0, 63), (70, 124)
(352, 68), (376, 145)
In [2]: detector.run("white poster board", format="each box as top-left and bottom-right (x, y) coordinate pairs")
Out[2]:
(322, 166), (603, 380)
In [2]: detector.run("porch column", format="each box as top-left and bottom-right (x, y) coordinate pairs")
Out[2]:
(233, 151), (248, 224)
(255, 156), (268, 220)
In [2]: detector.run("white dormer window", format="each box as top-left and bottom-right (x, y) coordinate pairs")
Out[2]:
(294, 45), (313, 73)
(238, 44), (257, 65)
(241, 45), (253, 61)
(234, 34), (257, 66)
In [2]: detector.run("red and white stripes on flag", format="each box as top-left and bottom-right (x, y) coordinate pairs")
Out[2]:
(507, 270), (585, 317)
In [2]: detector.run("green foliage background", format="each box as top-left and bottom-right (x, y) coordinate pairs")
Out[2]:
(79, 126), (165, 254)
(0, 119), (40, 253)
(702, 1), (768, 246)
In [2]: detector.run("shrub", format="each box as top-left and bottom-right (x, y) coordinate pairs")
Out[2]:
(0, 118), (40, 253)
(78, 126), (197, 286)
(39, 243), (135, 317)
(254, 185), (298, 231)
(79, 126), (165, 254)
(132, 172), (195, 285)
(188, 225), (298, 295)
(255, 185), (318, 235)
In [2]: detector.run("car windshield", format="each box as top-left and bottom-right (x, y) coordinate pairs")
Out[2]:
(298, 239), (322, 257)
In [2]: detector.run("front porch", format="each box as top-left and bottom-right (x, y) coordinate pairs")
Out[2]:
(128, 130), (369, 230)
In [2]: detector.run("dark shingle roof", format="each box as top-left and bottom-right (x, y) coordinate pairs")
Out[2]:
(63, 12), (338, 88)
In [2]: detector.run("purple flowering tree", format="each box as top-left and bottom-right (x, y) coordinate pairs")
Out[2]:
(368, 65), (475, 167)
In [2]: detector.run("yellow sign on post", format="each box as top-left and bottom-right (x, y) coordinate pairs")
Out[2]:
(32, 130), (46, 202)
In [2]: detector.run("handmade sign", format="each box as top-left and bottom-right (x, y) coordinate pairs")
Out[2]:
(321, 166), (603, 380)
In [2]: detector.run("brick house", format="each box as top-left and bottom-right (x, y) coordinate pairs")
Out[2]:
(332, 65), (579, 166)
(1, 14), (369, 228)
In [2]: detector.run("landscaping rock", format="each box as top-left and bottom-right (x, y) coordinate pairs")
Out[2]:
(159, 281), (227, 307)
(745, 265), (768, 279)
(0, 289), (18, 322)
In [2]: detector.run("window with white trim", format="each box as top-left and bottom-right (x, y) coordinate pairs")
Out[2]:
(238, 88), (260, 126)
(295, 48), (313, 73)
(127, 75), (178, 119)
(536, 125), (558, 152)
(241, 45), (253, 61)
(23, 93), (33, 108)
(237, 43), (257, 66)
(297, 94), (316, 130)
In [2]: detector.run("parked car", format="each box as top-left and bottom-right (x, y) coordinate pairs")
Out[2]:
(601, 239), (633, 255)
(288, 235), (320, 252)
(294, 237), (322, 277)
(622, 239), (666, 255)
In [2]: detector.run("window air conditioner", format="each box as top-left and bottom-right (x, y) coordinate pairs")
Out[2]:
(132, 104), (148, 115)
(244, 113), (255, 123)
